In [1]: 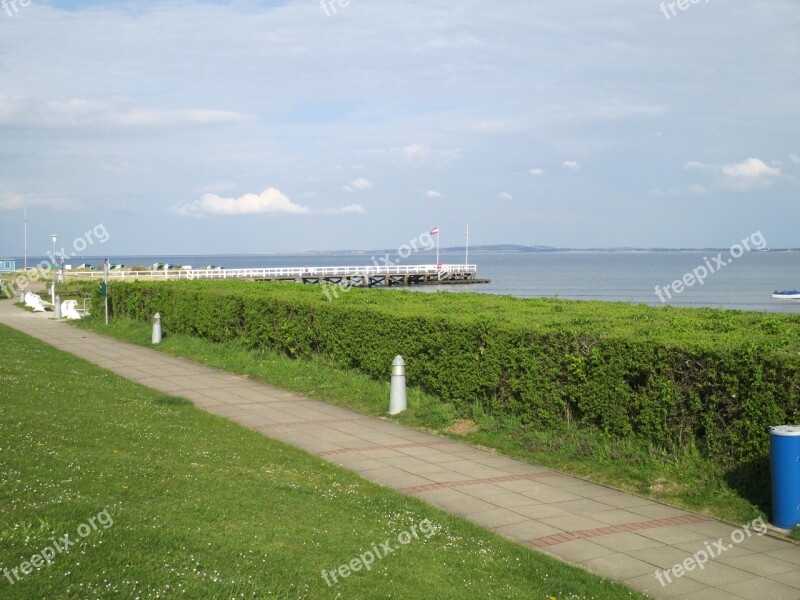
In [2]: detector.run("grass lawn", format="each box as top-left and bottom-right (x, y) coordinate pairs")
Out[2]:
(70, 316), (772, 527)
(0, 323), (649, 599)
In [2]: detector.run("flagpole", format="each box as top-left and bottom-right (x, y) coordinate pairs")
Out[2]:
(436, 229), (440, 269)
(104, 258), (109, 326)
(23, 205), (28, 271)
(465, 225), (469, 266)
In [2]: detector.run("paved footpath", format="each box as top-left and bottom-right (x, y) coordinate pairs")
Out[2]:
(2, 299), (799, 599)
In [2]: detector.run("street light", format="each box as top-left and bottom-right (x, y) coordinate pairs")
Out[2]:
(51, 234), (57, 307)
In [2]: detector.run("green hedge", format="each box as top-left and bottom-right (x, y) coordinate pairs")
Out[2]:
(98, 280), (800, 464)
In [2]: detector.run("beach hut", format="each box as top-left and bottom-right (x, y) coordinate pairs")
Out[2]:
(0, 259), (15, 273)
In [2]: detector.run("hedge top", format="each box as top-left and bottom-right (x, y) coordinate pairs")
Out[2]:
(111, 280), (800, 356)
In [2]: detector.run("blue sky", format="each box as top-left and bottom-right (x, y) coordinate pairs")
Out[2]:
(0, 0), (798, 255)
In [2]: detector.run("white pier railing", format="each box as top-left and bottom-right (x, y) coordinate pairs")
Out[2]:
(66, 264), (479, 281)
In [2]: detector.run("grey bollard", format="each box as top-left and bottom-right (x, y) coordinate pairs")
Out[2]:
(54, 295), (61, 319)
(389, 355), (407, 415)
(152, 312), (162, 344)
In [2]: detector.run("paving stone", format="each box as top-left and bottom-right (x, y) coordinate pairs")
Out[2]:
(590, 532), (666, 552)
(625, 571), (708, 598)
(716, 577), (800, 600)
(537, 515), (609, 533)
(539, 539), (616, 564)
(481, 493), (541, 509)
(468, 508), (531, 529)
(493, 520), (562, 542)
(764, 548), (800, 567)
(581, 553), (657, 581)
(591, 509), (654, 525)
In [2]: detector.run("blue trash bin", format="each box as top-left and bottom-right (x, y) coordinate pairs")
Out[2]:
(770, 425), (800, 530)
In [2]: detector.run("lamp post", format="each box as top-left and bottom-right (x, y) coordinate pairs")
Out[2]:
(51, 234), (57, 307)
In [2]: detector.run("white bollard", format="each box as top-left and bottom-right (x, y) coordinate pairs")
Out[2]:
(152, 312), (162, 344)
(389, 355), (407, 415)
(54, 295), (61, 319)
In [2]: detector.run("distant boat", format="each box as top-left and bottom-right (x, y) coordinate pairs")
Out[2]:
(771, 290), (800, 300)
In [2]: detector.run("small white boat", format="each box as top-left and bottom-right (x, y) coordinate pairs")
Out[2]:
(771, 290), (800, 300)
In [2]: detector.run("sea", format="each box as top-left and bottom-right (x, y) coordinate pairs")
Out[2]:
(12, 250), (800, 313)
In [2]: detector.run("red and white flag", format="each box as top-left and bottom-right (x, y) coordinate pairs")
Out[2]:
(430, 227), (439, 235)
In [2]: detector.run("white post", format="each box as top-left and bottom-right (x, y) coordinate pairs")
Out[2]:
(152, 312), (162, 344)
(389, 355), (407, 415)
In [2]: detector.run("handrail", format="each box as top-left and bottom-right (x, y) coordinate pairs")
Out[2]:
(66, 264), (479, 281)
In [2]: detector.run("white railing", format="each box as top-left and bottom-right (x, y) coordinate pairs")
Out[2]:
(66, 264), (478, 281)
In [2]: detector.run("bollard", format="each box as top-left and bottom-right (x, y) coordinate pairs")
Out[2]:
(54, 295), (61, 319)
(389, 355), (407, 415)
(152, 312), (162, 344)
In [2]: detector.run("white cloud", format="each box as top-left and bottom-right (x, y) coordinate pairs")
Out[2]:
(721, 157), (780, 179)
(719, 158), (781, 191)
(791, 154), (800, 164)
(174, 188), (311, 218)
(529, 168), (546, 176)
(682, 158), (781, 192)
(651, 185), (708, 198)
(684, 161), (707, 170)
(401, 144), (431, 160)
(324, 204), (365, 215)
(386, 145), (462, 165)
(498, 192), (513, 200)
(0, 95), (253, 129)
(426, 190), (442, 198)
(343, 177), (373, 193)
(0, 189), (84, 212)
(563, 161), (581, 170)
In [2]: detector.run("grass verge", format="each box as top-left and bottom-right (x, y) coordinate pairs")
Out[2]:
(71, 316), (769, 526)
(0, 322), (648, 599)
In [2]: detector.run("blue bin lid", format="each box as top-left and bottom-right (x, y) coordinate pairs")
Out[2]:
(770, 425), (800, 437)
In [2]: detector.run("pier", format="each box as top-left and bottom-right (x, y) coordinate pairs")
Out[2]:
(67, 264), (490, 288)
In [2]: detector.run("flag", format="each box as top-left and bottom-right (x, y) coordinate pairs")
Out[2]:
(430, 227), (439, 235)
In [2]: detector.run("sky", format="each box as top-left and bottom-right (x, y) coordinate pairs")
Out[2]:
(0, 0), (798, 256)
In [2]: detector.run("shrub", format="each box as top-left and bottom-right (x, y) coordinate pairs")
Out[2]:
(98, 280), (800, 464)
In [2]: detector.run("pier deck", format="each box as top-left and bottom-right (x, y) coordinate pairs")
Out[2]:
(67, 264), (489, 288)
